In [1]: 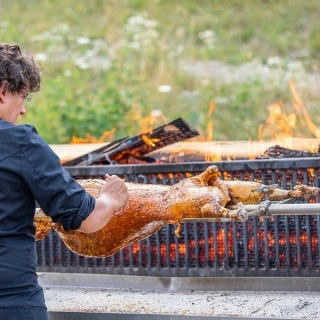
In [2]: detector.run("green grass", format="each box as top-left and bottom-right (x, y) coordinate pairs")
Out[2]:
(1, 0), (320, 143)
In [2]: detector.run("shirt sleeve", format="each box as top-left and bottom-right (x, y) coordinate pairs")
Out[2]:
(20, 125), (96, 231)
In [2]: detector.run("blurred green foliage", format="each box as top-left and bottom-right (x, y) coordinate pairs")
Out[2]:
(0, 0), (319, 143)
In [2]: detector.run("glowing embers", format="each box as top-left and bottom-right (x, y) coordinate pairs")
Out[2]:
(40, 215), (320, 272)
(122, 217), (320, 270)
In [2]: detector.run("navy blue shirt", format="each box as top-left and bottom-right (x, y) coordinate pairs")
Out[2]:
(0, 121), (96, 307)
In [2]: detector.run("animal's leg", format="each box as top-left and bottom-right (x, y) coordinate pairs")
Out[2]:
(197, 165), (221, 185)
(288, 185), (320, 199)
(225, 202), (248, 222)
(200, 201), (248, 222)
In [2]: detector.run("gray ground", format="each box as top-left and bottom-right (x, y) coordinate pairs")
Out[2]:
(39, 273), (320, 319)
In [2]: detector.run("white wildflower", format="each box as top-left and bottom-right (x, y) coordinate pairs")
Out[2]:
(150, 109), (162, 117)
(74, 57), (89, 69)
(0, 21), (9, 28)
(63, 70), (72, 77)
(267, 56), (282, 68)
(34, 53), (48, 61)
(124, 12), (159, 51)
(158, 85), (172, 93)
(76, 37), (91, 45)
(198, 30), (217, 49)
(52, 23), (70, 34)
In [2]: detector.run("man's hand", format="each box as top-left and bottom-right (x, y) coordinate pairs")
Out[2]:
(78, 175), (129, 233)
(100, 174), (129, 214)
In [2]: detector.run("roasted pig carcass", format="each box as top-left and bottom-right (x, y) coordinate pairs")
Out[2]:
(34, 165), (319, 257)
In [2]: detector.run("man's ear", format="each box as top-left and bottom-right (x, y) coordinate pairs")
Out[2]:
(0, 81), (8, 103)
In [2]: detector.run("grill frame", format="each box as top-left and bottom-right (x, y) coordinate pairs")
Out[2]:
(36, 158), (320, 277)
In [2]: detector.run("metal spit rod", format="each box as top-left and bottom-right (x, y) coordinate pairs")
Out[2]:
(182, 202), (320, 223)
(183, 183), (320, 222)
(229, 202), (320, 216)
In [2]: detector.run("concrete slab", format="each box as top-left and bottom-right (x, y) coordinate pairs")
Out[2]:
(39, 273), (320, 319)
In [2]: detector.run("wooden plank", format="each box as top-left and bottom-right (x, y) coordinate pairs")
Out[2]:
(147, 138), (320, 162)
(50, 143), (109, 163)
(49, 138), (320, 164)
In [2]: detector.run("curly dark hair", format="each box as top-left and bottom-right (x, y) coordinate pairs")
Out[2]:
(0, 43), (41, 95)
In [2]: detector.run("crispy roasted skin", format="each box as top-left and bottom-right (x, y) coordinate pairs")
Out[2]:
(34, 165), (319, 257)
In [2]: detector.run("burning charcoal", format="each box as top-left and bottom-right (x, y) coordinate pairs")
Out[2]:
(256, 144), (320, 159)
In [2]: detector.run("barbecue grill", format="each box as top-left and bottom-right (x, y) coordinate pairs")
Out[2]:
(37, 157), (320, 278)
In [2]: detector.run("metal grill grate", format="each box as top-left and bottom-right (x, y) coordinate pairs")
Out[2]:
(36, 158), (320, 276)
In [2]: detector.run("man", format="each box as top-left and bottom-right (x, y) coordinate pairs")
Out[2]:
(0, 43), (129, 319)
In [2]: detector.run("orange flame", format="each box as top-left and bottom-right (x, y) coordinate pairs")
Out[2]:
(70, 129), (116, 144)
(259, 80), (320, 141)
(70, 103), (168, 144)
(141, 135), (159, 147)
(259, 102), (296, 140)
(206, 100), (216, 141)
(290, 80), (320, 139)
